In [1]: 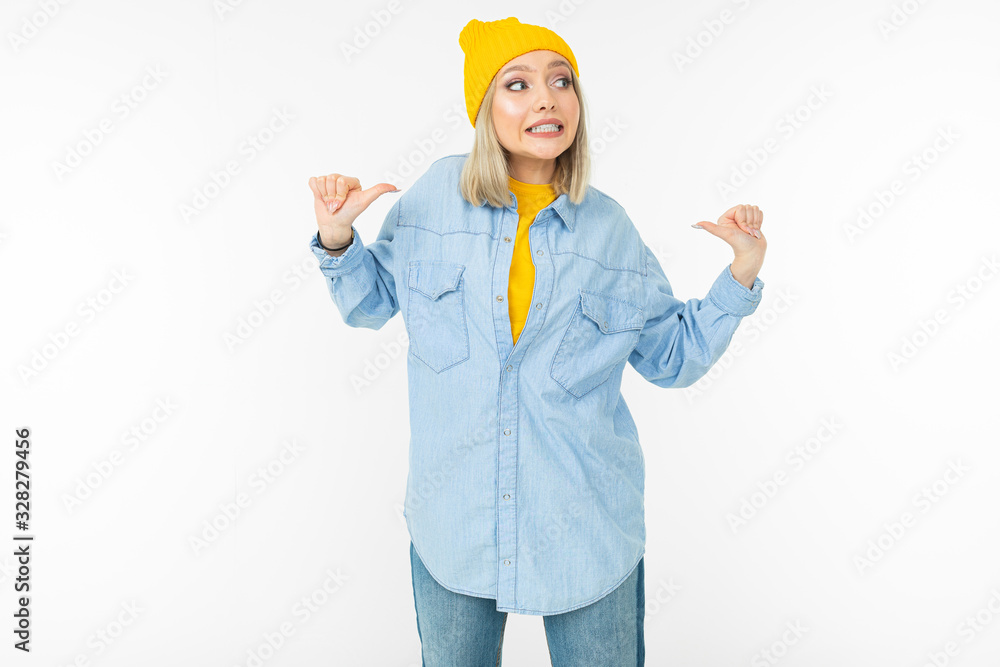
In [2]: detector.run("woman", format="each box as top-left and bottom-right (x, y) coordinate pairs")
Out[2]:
(306, 16), (766, 667)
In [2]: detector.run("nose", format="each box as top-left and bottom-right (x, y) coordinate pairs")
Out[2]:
(531, 87), (554, 112)
(534, 96), (554, 112)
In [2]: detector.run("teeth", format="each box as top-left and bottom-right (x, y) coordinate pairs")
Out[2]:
(527, 124), (561, 133)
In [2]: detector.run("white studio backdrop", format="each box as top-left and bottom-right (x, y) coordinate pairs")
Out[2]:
(2, 0), (999, 665)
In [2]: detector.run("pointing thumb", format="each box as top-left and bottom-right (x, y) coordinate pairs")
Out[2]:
(358, 182), (403, 208)
(691, 220), (719, 234)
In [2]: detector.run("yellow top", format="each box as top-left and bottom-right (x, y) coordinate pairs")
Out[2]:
(508, 175), (557, 345)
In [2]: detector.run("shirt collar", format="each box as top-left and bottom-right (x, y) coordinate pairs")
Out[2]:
(500, 190), (577, 232)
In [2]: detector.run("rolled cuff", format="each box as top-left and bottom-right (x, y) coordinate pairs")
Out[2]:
(309, 227), (364, 278)
(707, 264), (764, 317)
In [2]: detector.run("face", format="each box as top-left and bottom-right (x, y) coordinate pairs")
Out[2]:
(490, 49), (580, 180)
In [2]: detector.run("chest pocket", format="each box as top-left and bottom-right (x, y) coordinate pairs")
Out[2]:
(405, 260), (470, 373)
(550, 290), (645, 399)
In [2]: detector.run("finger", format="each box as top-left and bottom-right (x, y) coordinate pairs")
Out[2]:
(737, 204), (754, 236)
(692, 220), (725, 237)
(337, 176), (360, 205)
(356, 182), (403, 209)
(323, 174), (341, 202)
(308, 176), (323, 201)
(720, 204), (740, 222)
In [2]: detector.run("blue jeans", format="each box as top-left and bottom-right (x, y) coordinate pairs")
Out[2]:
(409, 541), (645, 666)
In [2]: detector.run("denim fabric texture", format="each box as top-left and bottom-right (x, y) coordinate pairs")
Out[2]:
(410, 541), (645, 666)
(309, 153), (764, 615)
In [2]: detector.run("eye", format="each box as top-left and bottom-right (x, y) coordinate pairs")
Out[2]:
(505, 76), (573, 92)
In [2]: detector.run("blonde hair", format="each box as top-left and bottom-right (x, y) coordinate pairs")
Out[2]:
(459, 68), (591, 208)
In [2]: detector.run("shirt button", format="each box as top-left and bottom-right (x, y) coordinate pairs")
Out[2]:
(536, 249), (543, 255)
(506, 365), (513, 371)
(503, 428), (511, 436)
(504, 236), (512, 242)
(496, 295), (504, 302)
(504, 559), (511, 566)
(535, 302), (542, 309)
(503, 493), (510, 500)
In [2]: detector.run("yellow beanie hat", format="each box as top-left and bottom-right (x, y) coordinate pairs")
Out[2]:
(459, 17), (580, 127)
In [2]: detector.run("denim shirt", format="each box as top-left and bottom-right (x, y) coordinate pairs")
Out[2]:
(308, 153), (764, 615)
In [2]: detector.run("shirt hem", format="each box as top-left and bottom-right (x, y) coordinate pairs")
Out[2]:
(408, 524), (646, 616)
(407, 523), (498, 602)
(496, 547), (645, 616)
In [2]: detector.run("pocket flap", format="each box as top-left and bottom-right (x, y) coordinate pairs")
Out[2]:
(408, 261), (466, 300)
(579, 290), (645, 333)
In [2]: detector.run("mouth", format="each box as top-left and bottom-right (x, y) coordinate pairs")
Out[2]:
(525, 122), (565, 137)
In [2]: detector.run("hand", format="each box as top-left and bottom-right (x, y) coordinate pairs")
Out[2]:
(691, 204), (766, 261)
(308, 173), (401, 246)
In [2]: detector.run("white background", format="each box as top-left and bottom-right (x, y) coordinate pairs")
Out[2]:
(3, 0), (999, 665)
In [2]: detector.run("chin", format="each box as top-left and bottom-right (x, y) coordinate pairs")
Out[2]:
(525, 144), (571, 160)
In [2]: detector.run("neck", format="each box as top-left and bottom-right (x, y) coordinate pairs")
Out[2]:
(507, 154), (556, 184)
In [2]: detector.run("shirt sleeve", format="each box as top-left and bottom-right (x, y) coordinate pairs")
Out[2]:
(308, 198), (401, 330)
(628, 243), (764, 388)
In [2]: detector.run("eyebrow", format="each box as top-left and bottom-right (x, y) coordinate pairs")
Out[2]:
(500, 59), (571, 77)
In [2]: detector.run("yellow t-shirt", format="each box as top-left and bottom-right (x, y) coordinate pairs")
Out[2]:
(508, 176), (557, 346)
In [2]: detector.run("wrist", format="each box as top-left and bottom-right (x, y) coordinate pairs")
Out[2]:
(729, 256), (762, 290)
(318, 228), (353, 252)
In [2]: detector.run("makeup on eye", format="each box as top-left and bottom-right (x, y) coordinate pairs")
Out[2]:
(504, 75), (572, 91)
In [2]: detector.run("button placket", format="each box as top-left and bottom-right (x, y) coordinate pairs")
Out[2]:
(493, 200), (555, 612)
(494, 204), (522, 609)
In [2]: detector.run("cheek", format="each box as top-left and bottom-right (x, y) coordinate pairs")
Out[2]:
(493, 98), (524, 138)
(562, 95), (580, 124)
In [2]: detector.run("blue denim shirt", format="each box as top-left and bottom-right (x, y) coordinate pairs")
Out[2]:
(308, 153), (764, 615)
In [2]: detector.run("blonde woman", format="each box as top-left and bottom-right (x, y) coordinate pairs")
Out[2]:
(307, 17), (766, 667)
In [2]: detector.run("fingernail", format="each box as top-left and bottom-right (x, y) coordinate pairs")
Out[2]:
(754, 230), (761, 239)
(691, 223), (703, 229)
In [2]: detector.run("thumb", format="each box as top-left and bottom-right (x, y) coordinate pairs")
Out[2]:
(691, 220), (724, 237)
(355, 182), (402, 210)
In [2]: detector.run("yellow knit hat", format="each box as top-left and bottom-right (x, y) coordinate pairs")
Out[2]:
(459, 17), (580, 127)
